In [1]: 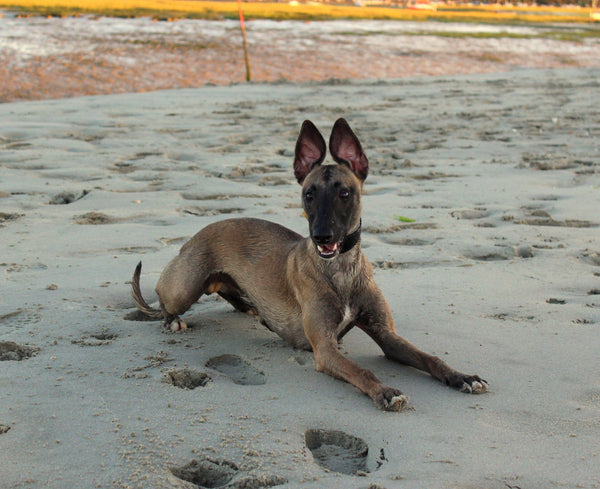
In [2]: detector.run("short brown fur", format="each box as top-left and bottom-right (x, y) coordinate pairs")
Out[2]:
(131, 118), (487, 410)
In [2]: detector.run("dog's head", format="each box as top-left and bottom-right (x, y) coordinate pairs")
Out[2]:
(293, 118), (368, 260)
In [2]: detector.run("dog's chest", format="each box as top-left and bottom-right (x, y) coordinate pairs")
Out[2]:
(326, 258), (359, 296)
(326, 264), (360, 335)
(329, 268), (354, 291)
(336, 304), (355, 336)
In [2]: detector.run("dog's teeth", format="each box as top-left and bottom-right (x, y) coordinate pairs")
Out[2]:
(317, 244), (338, 253)
(317, 243), (340, 257)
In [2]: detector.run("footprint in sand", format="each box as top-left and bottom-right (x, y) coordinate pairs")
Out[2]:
(503, 209), (596, 228)
(305, 429), (369, 475)
(227, 163), (285, 179)
(0, 341), (40, 361)
(364, 222), (437, 234)
(48, 190), (89, 205)
(180, 206), (245, 217)
(205, 354), (265, 386)
(123, 309), (155, 321)
(181, 192), (231, 201)
(162, 368), (210, 390)
(462, 245), (535, 262)
(0, 308), (42, 327)
(522, 152), (578, 171)
(450, 209), (490, 220)
(71, 330), (118, 347)
(380, 236), (433, 247)
(579, 251), (600, 267)
(74, 211), (118, 225)
(0, 212), (23, 226)
(169, 457), (286, 488)
(169, 458), (238, 488)
(371, 259), (457, 270)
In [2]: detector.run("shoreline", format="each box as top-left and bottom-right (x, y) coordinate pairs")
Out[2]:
(1, 15), (599, 103)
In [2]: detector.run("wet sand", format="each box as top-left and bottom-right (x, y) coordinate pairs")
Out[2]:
(1, 15), (599, 102)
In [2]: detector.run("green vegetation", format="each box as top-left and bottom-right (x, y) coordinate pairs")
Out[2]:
(394, 215), (416, 223)
(338, 28), (600, 42)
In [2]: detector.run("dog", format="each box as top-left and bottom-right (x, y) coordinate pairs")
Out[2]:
(131, 118), (488, 411)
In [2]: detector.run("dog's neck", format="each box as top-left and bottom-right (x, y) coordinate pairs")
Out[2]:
(339, 219), (361, 254)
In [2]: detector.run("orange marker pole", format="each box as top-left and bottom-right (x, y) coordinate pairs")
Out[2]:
(237, 0), (252, 82)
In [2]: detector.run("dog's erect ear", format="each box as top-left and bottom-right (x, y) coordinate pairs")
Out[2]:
(329, 118), (368, 182)
(294, 120), (326, 184)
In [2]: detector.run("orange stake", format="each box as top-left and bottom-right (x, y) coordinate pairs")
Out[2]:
(237, 0), (251, 82)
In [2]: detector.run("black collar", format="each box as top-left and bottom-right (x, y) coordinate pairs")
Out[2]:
(340, 220), (361, 254)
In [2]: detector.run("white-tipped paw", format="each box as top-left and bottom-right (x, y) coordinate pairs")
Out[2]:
(460, 378), (489, 394)
(386, 394), (409, 411)
(446, 372), (488, 394)
(167, 318), (188, 332)
(375, 387), (409, 412)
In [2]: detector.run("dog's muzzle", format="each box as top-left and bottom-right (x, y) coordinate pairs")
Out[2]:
(312, 221), (361, 260)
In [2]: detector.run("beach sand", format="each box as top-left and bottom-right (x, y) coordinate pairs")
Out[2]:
(1, 42), (599, 489)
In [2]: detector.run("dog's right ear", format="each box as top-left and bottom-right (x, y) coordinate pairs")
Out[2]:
(294, 120), (326, 184)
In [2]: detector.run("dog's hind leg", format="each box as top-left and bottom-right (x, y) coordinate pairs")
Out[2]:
(155, 253), (209, 332)
(158, 302), (188, 332)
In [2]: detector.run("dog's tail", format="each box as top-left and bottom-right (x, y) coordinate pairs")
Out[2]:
(131, 261), (164, 320)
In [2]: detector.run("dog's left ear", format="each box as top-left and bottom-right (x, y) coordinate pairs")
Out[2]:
(294, 120), (327, 184)
(329, 118), (368, 182)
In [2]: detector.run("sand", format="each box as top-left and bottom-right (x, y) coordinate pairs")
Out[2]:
(1, 64), (600, 488)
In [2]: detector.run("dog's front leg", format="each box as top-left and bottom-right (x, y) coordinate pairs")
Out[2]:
(359, 296), (488, 394)
(368, 326), (487, 393)
(303, 315), (408, 411)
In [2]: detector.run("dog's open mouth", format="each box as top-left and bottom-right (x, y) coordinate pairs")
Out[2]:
(316, 242), (339, 259)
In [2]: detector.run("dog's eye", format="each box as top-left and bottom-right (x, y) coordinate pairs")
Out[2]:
(339, 189), (350, 200)
(304, 191), (314, 202)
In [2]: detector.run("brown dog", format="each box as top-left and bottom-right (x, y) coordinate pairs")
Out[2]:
(132, 118), (488, 410)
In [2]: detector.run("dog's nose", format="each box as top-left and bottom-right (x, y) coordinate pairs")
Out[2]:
(313, 233), (334, 245)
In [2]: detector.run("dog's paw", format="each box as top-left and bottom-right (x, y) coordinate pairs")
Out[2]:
(164, 317), (188, 333)
(374, 387), (409, 412)
(446, 374), (488, 394)
(460, 377), (488, 394)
